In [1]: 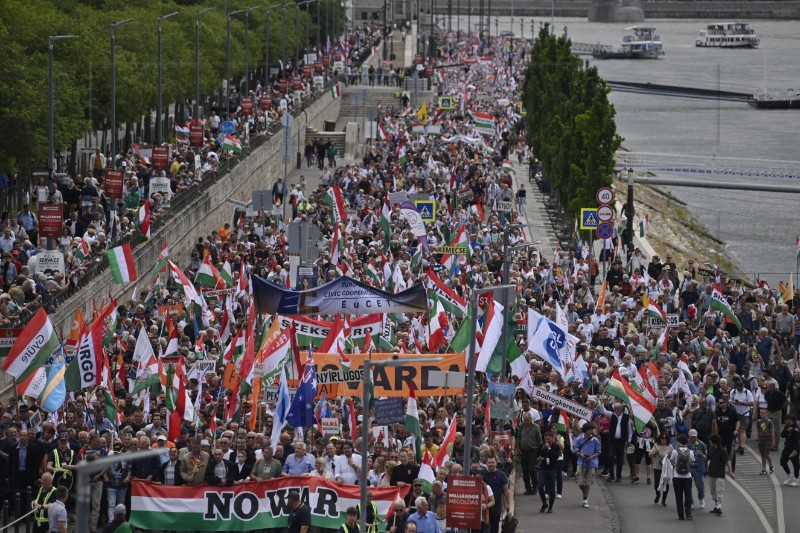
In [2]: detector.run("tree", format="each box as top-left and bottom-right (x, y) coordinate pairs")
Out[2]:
(523, 26), (622, 218)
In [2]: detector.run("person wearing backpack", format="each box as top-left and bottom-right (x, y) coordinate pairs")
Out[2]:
(670, 434), (696, 520)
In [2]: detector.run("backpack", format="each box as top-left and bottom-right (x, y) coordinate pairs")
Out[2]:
(675, 448), (691, 475)
(501, 514), (518, 533)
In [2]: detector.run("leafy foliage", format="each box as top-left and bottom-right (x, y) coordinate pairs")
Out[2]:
(0, 0), (342, 173)
(523, 26), (622, 217)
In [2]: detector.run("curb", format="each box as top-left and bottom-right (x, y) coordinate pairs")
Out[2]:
(598, 479), (622, 533)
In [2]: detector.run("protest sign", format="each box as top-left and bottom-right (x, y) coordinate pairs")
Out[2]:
(446, 476), (483, 529)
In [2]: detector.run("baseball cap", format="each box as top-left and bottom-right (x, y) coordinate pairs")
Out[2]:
(157, 435), (167, 442)
(200, 439), (211, 446)
(688, 429), (698, 437)
(58, 433), (68, 441)
(114, 504), (126, 516)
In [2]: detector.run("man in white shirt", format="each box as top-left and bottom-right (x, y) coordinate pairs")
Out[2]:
(333, 441), (362, 485)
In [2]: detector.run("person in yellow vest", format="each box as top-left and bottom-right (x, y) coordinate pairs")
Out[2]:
(46, 434), (77, 490)
(32, 472), (57, 533)
(357, 491), (381, 533)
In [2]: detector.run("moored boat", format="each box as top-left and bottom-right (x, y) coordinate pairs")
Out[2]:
(593, 26), (664, 60)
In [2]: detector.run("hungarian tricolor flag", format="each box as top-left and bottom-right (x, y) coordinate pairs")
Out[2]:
(710, 286), (743, 331)
(642, 294), (667, 324)
(164, 357), (195, 441)
(107, 244), (137, 283)
(175, 124), (190, 144)
(222, 134), (242, 154)
(139, 201), (151, 239)
(606, 370), (656, 432)
(194, 254), (220, 288)
(427, 290), (448, 352)
(324, 185), (347, 225)
(2, 308), (60, 381)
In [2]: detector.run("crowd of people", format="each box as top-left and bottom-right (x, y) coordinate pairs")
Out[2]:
(1, 18), (800, 533)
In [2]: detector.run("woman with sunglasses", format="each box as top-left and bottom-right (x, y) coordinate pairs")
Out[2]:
(650, 431), (674, 506)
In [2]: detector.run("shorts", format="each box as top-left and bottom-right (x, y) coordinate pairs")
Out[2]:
(576, 466), (596, 486)
(758, 439), (772, 456)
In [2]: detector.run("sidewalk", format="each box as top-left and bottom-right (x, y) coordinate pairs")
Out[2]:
(513, 467), (616, 533)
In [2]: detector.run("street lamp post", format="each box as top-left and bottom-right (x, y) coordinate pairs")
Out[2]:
(76, 449), (161, 533)
(48, 35), (78, 178)
(359, 356), (442, 533)
(464, 285), (515, 470)
(317, 0), (321, 49)
(194, 8), (213, 121)
(157, 13), (179, 144)
(282, 3), (288, 78)
(265, 4), (284, 88)
(624, 168), (635, 260)
(230, 7), (262, 97)
(110, 19), (134, 167)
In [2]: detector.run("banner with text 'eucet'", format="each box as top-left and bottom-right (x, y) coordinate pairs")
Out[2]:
(130, 477), (408, 532)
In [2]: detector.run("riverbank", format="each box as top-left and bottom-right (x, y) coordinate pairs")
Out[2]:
(432, 1), (800, 19)
(613, 177), (747, 279)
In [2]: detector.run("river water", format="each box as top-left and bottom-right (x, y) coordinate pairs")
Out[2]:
(460, 17), (800, 281)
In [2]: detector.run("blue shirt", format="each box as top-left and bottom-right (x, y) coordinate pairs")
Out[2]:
(283, 453), (316, 475)
(18, 444), (27, 471)
(573, 434), (602, 469)
(408, 511), (440, 533)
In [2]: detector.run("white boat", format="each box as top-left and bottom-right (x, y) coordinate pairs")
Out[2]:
(593, 26), (664, 60)
(696, 22), (759, 48)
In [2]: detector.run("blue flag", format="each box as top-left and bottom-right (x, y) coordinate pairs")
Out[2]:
(286, 360), (318, 428)
(270, 367), (292, 451)
(41, 346), (67, 413)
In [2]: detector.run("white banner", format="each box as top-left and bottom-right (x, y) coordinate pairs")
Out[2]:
(530, 386), (592, 420)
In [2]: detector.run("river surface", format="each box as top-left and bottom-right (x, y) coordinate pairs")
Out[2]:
(457, 16), (800, 282)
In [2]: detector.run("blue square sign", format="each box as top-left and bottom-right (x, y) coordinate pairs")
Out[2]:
(415, 200), (436, 222)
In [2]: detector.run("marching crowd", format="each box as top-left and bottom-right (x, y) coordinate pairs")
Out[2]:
(1, 18), (800, 533)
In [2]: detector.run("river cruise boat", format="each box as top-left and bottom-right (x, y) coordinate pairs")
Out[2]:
(593, 26), (664, 60)
(696, 22), (759, 48)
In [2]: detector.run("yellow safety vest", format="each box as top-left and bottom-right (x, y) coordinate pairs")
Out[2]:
(34, 486), (56, 524)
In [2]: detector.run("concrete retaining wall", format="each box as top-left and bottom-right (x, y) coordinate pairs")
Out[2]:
(49, 91), (341, 334)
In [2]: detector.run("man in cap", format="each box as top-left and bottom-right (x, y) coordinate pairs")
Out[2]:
(46, 433), (76, 490)
(287, 491), (310, 533)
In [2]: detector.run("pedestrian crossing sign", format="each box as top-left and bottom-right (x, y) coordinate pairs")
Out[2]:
(415, 200), (436, 222)
(580, 208), (599, 230)
(438, 96), (453, 110)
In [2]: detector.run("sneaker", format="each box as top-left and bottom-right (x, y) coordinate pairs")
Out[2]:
(738, 446), (745, 455)
(607, 476), (616, 482)
(632, 477), (640, 484)
(583, 500), (589, 508)
(791, 479), (799, 487)
(615, 478), (622, 482)
(770, 466), (775, 474)
(556, 494), (562, 499)
(784, 476), (794, 486)
(686, 515), (693, 521)
(647, 478), (652, 485)
(760, 470), (767, 475)
(700, 499), (705, 509)
(540, 504), (548, 513)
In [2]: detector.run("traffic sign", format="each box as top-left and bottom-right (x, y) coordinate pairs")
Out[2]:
(220, 121), (236, 135)
(596, 187), (614, 205)
(596, 222), (614, 239)
(579, 208), (599, 230)
(439, 96), (453, 109)
(415, 200), (436, 222)
(597, 205), (614, 222)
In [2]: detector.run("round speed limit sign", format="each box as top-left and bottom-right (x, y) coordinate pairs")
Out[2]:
(596, 187), (614, 205)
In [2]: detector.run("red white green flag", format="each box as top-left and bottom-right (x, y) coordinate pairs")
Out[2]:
(1, 308), (59, 381)
(606, 370), (656, 432)
(107, 244), (137, 283)
(324, 185), (347, 225)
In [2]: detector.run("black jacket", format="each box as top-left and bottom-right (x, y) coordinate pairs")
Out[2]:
(609, 412), (630, 442)
(157, 460), (184, 486)
(205, 459), (237, 486)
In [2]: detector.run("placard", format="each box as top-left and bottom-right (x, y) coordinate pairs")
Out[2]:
(104, 169), (125, 199)
(187, 360), (217, 381)
(321, 417), (340, 436)
(374, 398), (405, 424)
(0, 328), (22, 358)
(222, 362), (241, 390)
(495, 200), (513, 212)
(149, 177), (172, 199)
(37, 250), (65, 275)
(190, 119), (204, 146)
(152, 145), (169, 170)
(241, 96), (254, 115)
(38, 203), (63, 238)
(488, 382), (515, 420)
(446, 476), (483, 529)
(264, 386), (298, 404)
(530, 386), (592, 420)
(371, 426), (389, 447)
(648, 314), (679, 328)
